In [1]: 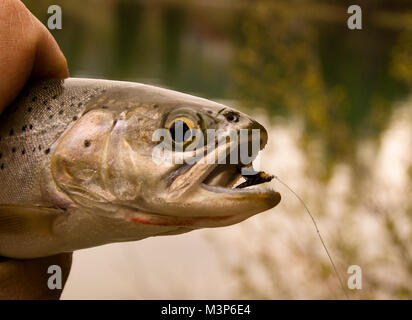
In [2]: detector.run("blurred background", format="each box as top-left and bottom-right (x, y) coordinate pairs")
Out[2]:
(23, 0), (412, 299)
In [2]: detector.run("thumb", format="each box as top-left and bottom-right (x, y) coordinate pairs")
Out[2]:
(0, 0), (69, 114)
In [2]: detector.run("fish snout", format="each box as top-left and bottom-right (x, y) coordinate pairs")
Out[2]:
(221, 109), (268, 150)
(240, 117), (268, 151)
(248, 119), (268, 150)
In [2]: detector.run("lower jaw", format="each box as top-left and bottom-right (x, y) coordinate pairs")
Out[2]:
(129, 193), (279, 228)
(128, 180), (280, 227)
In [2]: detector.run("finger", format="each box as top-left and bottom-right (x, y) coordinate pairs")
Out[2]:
(0, 0), (69, 114)
(0, 253), (73, 300)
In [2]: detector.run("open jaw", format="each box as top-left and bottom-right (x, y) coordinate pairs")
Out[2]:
(202, 162), (275, 194)
(130, 142), (281, 228)
(187, 140), (279, 196)
(130, 165), (280, 228)
(167, 141), (281, 202)
(131, 160), (281, 227)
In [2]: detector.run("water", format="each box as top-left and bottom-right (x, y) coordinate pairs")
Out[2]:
(22, 0), (412, 299)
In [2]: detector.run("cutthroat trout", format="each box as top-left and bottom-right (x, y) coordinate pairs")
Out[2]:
(0, 78), (280, 259)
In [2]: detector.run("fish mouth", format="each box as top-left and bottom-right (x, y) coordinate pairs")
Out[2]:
(167, 138), (279, 198)
(164, 139), (281, 219)
(201, 163), (275, 194)
(129, 157), (280, 228)
(129, 135), (280, 228)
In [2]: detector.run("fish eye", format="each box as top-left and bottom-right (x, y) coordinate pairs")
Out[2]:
(168, 118), (194, 144)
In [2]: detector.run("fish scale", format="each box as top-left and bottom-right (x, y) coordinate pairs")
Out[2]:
(0, 79), (108, 204)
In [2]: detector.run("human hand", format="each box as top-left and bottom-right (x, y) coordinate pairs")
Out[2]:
(0, 0), (71, 299)
(0, 0), (68, 113)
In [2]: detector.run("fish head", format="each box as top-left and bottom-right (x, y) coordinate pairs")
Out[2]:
(50, 82), (281, 230)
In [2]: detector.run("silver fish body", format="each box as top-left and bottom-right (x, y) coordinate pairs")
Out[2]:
(0, 78), (280, 258)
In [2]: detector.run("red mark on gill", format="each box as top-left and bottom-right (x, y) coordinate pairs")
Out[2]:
(131, 214), (234, 227)
(131, 217), (156, 225)
(130, 216), (194, 226)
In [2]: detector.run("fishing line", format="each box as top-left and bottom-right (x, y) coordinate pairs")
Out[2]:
(272, 175), (349, 299)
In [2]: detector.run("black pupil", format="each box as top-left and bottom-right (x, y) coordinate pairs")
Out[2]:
(169, 120), (191, 143)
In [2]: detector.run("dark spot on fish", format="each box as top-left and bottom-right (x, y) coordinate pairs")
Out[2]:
(22, 125), (27, 131)
(28, 107), (32, 112)
(12, 147), (16, 153)
(38, 145), (42, 151)
(83, 90), (88, 94)
(153, 104), (159, 109)
(47, 106), (51, 110)
(49, 115), (53, 119)
(72, 116), (78, 121)
(32, 147), (36, 152)
(29, 124), (33, 130)
(207, 110), (213, 114)
(52, 95), (58, 99)
(101, 106), (108, 109)
(1, 164), (4, 170)
(84, 140), (91, 148)
(60, 102), (65, 106)
(70, 103), (75, 107)
(22, 149), (25, 155)
(9, 128), (14, 136)
(45, 148), (50, 154)
(31, 97), (37, 102)
(59, 110), (64, 115)
(78, 102), (83, 107)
